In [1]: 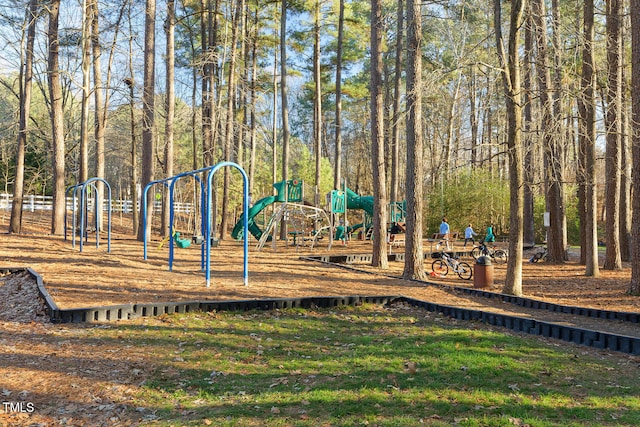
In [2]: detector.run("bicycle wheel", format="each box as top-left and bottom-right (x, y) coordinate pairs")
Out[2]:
(493, 250), (508, 264)
(532, 251), (543, 263)
(431, 259), (449, 277)
(471, 246), (483, 260)
(456, 261), (472, 280)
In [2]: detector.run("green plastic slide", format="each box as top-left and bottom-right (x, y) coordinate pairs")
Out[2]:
(231, 195), (277, 240)
(345, 188), (374, 216)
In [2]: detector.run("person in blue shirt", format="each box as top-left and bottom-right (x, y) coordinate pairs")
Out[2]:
(436, 217), (451, 250)
(463, 223), (477, 248)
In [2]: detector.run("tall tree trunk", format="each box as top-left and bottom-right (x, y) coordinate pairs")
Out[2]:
(445, 77), (462, 177)
(90, 0), (106, 231)
(390, 0), (403, 203)
(603, 0), (622, 270)
(236, 0), (247, 168)
(48, 0), (66, 235)
(79, 0), (90, 183)
(137, 0), (156, 242)
(9, 0), (38, 234)
(603, 0), (623, 270)
(333, 0), (345, 190)
(249, 5), (258, 193)
(629, 0), (640, 294)
(370, 0), (388, 269)
(532, 0), (564, 263)
(271, 25), (278, 188)
(577, 0), (599, 277)
(468, 64), (479, 168)
(402, 0), (424, 281)
(220, 0), (240, 239)
(620, 61), (631, 262)
(201, 0), (213, 167)
(209, 0), (221, 237)
(162, 0), (176, 237)
(313, 0), (322, 200)
(551, 0), (567, 254)
(495, 0), (525, 296)
(280, 0), (290, 184)
(279, 0), (290, 239)
(127, 6), (138, 236)
(522, 9), (535, 247)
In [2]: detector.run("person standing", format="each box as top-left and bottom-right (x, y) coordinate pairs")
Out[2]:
(463, 223), (477, 248)
(484, 224), (496, 244)
(436, 217), (450, 250)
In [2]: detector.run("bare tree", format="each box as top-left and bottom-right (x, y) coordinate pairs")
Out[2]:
(629, 0), (640, 294)
(9, 0), (38, 235)
(370, 0), (388, 269)
(468, 64), (479, 167)
(201, 0), (213, 167)
(48, 0), (66, 235)
(126, 2), (139, 237)
(577, 0), (599, 277)
(389, 0), (403, 205)
(532, 0), (564, 263)
(313, 0), (322, 200)
(161, 0), (176, 237)
(137, 0), (157, 241)
(79, 0), (91, 183)
(90, 0), (110, 231)
(603, 0), (623, 270)
(280, 0), (290, 183)
(402, 0), (425, 281)
(620, 53), (631, 262)
(220, 0), (241, 238)
(248, 5), (258, 193)
(279, 0), (291, 240)
(236, 0), (247, 169)
(495, 0), (526, 296)
(333, 0), (345, 189)
(551, 0), (567, 254)
(522, 8), (535, 247)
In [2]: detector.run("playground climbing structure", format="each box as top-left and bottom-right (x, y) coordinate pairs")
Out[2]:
(257, 201), (333, 251)
(230, 179), (333, 251)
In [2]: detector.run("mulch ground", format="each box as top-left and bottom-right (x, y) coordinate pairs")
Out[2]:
(1, 211), (640, 426)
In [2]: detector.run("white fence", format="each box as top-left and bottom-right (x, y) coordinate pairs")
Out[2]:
(0, 193), (194, 214)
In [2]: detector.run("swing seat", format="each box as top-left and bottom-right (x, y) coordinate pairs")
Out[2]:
(174, 232), (191, 249)
(191, 236), (219, 247)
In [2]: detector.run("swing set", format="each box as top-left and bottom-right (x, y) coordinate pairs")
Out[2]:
(142, 161), (250, 287)
(64, 177), (112, 253)
(155, 178), (202, 250)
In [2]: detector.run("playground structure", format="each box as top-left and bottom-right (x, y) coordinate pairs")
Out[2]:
(334, 188), (406, 240)
(231, 179), (333, 250)
(64, 177), (112, 253)
(343, 188), (374, 238)
(142, 161), (250, 287)
(258, 200), (333, 250)
(231, 180), (406, 250)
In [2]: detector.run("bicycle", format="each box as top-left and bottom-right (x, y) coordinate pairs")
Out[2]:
(471, 242), (508, 264)
(529, 246), (548, 263)
(431, 251), (473, 280)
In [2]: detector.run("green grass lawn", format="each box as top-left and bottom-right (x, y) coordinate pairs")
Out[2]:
(96, 303), (640, 426)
